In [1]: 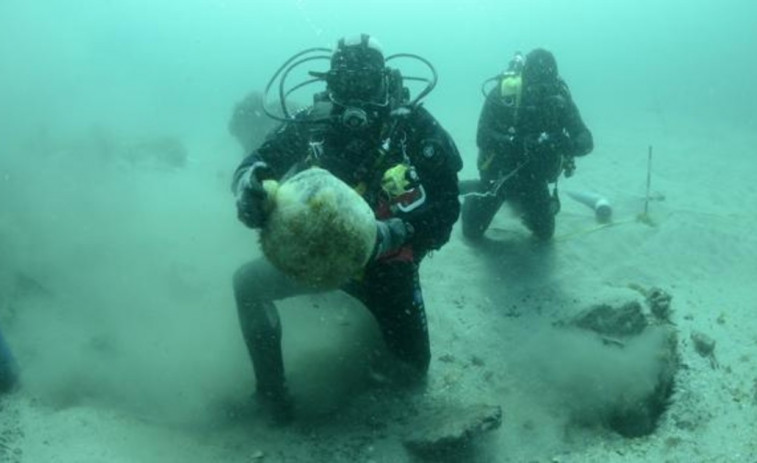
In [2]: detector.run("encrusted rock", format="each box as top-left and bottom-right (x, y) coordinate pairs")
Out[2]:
(690, 331), (715, 357)
(646, 287), (673, 322)
(690, 330), (718, 368)
(402, 403), (502, 461)
(570, 301), (648, 337)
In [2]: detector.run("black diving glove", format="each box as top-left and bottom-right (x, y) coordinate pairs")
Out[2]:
(540, 131), (576, 178)
(372, 218), (413, 260)
(524, 132), (573, 181)
(235, 162), (271, 229)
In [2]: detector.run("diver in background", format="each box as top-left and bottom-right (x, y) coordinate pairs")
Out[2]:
(228, 92), (280, 155)
(228, 91), (304, 156)
(232, 34), (461, 424)
(462, 48), (593, 241)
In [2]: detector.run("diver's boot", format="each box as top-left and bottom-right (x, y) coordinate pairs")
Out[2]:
(250, 340), (293, 425)
(525, 212), (555, 241)
(254, 385), (293, 426)
(237, 300), (294, 425)
(523, 188), (558, 241)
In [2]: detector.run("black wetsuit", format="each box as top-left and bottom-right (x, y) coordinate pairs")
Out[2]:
(462, 75), (593, 240)
(232, 102), (461, 401)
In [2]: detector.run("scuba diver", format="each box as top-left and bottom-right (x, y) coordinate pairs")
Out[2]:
(462, 48), (593, 241)
(231, 34), (462, 424)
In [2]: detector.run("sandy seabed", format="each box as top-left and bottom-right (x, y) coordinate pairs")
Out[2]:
(1, 114), (756, 463)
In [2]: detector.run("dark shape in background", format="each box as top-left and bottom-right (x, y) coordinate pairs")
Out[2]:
(0, 328), (18, 393)
(228, 91), (303, 155)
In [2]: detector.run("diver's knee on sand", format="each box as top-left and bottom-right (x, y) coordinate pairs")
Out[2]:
(233, 258), (313, 305)
(461, 195), (501, 240)
(519, 184), (558, 240)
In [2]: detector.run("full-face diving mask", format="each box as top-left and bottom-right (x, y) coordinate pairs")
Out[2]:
(327, 67), (386, 104)
(327, 67), (388, 130)
(325, 34), (392, 130)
